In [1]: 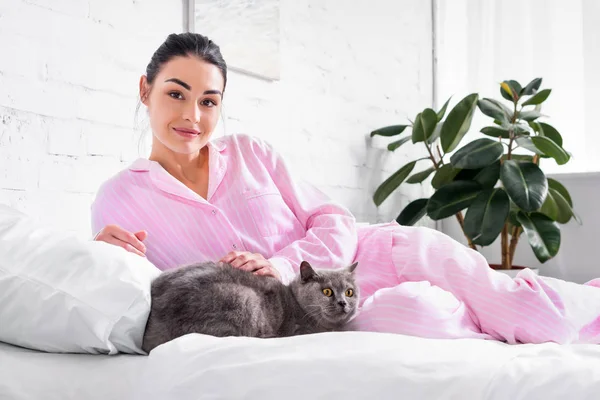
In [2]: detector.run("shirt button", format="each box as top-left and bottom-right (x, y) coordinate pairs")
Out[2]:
(211, 210), (216, 215)
(232, 244), (237, 249)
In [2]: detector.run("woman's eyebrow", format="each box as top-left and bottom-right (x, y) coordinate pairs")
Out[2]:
(164, 78), (222, 96)
(165, 78), (191, 90)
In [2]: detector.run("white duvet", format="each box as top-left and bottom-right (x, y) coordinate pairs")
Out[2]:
(135, 331), (600, 400)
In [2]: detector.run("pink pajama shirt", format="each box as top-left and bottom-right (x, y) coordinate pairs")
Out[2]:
(91, 134), (600, 344)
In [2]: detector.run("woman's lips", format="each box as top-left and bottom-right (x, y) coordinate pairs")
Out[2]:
(173, 127), (200, 138)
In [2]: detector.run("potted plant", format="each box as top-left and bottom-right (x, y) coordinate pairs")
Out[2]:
(370, 78), (581, 273)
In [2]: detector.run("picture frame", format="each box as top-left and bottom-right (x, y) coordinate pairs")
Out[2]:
(185, 0), (281, 81)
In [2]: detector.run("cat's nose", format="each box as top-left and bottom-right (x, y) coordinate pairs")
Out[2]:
(337, 300), (347, 308)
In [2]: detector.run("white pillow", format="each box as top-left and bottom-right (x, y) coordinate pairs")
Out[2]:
(0, 205), (160, 354)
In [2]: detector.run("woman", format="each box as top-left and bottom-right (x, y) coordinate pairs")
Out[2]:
(92, 32), (600, 345)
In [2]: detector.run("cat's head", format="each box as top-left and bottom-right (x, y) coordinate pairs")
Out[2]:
(290, 261), (360, 329)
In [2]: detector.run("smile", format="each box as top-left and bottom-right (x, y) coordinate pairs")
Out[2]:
(173, 127), (201, 138)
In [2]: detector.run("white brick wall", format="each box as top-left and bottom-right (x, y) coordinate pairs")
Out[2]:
(0, 0), (434, 237)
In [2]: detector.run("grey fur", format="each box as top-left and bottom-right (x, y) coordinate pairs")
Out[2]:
(142, 260), (359, 353)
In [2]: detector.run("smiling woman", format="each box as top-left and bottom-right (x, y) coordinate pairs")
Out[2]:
(136, 35), (227, 201)
(90, 32), (600, 347)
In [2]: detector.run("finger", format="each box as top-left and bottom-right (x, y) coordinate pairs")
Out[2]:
(134, 230), (148, 242)
(105, 236), (146, 258)
(230, 257), (247, 268)
(230, 253), (252, 268)
(112, 229), (146, 254)
(240, 259), (262, 272)
(220, 251), (242, 263)
(254, 267), (278, 279)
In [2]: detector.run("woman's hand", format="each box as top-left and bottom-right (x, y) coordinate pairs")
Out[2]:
(94, 224), (148, 257)
(220, 251), (281, 281)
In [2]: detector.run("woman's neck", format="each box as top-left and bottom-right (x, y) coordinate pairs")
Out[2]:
(149, 145), (209, 185)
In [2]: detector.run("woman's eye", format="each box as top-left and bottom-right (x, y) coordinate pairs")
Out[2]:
(168, 92), (183, 100)
(345, 289), (354, 297)
(201, 99), (217, 107)
(322, 288), (333, 297)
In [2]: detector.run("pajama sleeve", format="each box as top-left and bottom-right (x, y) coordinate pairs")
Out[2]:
(252, 139), (358, 284)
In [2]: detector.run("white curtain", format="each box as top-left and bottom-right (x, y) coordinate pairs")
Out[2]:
(435, 0), (600, 174)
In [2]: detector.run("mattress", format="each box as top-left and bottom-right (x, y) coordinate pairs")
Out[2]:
(0, 341), (144, 400)
(135, 331), (600, 400)
(2, 331), (600, 400)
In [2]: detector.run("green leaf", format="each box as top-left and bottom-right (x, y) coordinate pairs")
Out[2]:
(437, 97), (452, 122)
(539, 188), (560, 221)
(411, 112), (423, 144)
(440, 93), (479, 153)
(463, 188), (511, 246)
(537, 122), (563, 147)
(540, 188), (572, 224)
(501, 80), (522, 102)
(371, 125), (409, 137)
(522, 89), (551, 106)
(387, 136), (412, 151)
(547, 178), (572, 206)
(417, 108), (438, 143)
(542, 185), (581, 225)
(508, 208), (521, 228)
(453, 168), (482, 182)
(431, 164), (460, 189)
(521, 78), (542, 96)
(531, 136), (570, 165)
(427, 123), (443, 144)
(373, 160), (418, 206)
(481, 126), (510, 139)
(515, 136), (546, 155)
(507, 80), (523, 96)
(478, 98), (511, 124)
(500, 160), (548, 212)
(512, 124), (531, 135)
(396, 198), (429, 226)
(474, 160), (501, 189)
(500, 81), (514, 101)
(518, 110), (542, 121)
(426, 181), (482, 220)
(406, 166), (436, 184)
(502, 154), (534, 162)
(516, 211), (561, 263)
(450, 138), (504, 169)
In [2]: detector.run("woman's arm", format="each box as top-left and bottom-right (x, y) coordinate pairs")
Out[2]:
(90, 182), (148, 257)
(252, 138), (358, 284)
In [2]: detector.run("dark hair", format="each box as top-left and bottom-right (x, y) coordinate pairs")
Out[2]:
(145, 32), (227, 92)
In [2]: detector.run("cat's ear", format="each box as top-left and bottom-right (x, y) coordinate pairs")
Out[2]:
(300, 261), (317, 282)
(346, 262), (358, 274)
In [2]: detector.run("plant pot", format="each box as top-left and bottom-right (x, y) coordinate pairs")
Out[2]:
(489, 264), (539, 278)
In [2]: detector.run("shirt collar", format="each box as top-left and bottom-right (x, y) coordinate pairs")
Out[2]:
(128, 139), (227, 172)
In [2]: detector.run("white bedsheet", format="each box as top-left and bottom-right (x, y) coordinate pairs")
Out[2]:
(135, 331), (600, 400)
(0, 341), (144, 400)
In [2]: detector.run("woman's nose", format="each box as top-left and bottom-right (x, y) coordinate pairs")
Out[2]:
(184, 102), (201, 123)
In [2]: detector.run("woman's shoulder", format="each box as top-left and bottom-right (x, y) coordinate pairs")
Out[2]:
(216, 133), (279, 159)
(93, 159), (149, 202)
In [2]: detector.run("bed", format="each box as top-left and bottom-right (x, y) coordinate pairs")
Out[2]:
(2, 331), (599, 400)
(1, 206), (599, 399)
(0, 341), (144, 400)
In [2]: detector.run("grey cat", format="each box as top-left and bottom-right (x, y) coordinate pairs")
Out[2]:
(142, 260), (360, 353)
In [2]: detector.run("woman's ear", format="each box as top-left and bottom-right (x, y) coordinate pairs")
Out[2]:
(139, 75), (150, 106)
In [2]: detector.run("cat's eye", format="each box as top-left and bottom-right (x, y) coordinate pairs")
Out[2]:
(345, 289), (354, 297)
(322, 288), (333, 297)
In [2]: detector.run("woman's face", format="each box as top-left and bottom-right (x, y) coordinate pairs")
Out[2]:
(139, 55), (224, 157)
